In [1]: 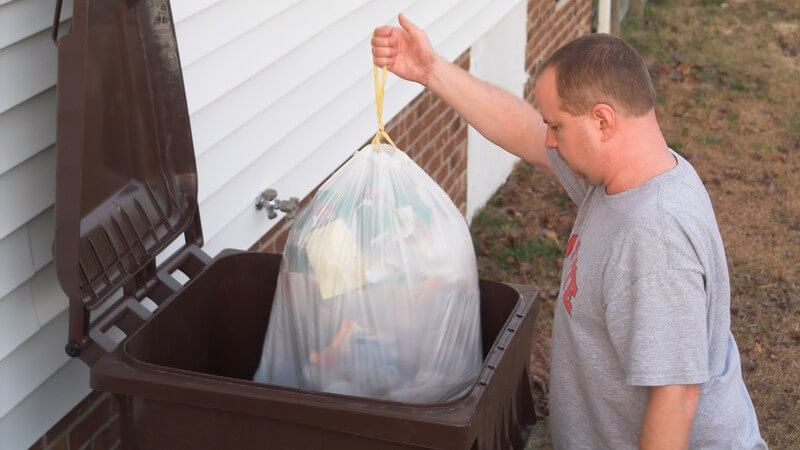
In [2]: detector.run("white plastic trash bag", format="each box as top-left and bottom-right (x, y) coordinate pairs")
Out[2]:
(253, 65), (483, 402)
(252, 141), (483, 403)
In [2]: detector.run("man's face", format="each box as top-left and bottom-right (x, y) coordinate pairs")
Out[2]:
(534, 68), (604, 186)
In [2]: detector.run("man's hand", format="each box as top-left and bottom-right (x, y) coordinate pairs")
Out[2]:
(372, 14), (437, 86)
(640, 384), (700, 449)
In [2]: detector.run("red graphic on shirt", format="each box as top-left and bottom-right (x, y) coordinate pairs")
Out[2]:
(562, 234), (580, 315)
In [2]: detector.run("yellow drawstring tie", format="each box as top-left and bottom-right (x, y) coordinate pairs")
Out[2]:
(371, 65), (398, 151)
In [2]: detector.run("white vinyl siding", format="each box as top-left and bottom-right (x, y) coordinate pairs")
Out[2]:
(467, 0), (527, 221)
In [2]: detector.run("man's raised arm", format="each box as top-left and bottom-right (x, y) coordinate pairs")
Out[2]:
(372, 14), (550, 169)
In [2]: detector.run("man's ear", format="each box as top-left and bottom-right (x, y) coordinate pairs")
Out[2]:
(591, 104), (616, 142)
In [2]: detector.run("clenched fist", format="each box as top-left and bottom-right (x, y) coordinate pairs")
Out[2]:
(371, 14), (438, 86)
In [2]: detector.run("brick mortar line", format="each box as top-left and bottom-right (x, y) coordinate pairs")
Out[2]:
(87, 414), (121, 449)
(42, 393), (110, 448)
(430, 130), (465, 183)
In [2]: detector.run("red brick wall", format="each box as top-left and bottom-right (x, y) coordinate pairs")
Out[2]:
(27, 391), (119, 450)
(251, 50), (470, 254)
(525, 0), (593, 100)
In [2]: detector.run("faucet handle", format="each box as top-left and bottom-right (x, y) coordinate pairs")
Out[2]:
(278, 197), (300, 219)
(255, 189), (299, 220)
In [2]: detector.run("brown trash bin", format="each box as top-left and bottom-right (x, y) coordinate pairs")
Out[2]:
(51, 1), (541, 449)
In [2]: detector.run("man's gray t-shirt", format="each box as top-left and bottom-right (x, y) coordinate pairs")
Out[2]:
(546, 149), (766, 449)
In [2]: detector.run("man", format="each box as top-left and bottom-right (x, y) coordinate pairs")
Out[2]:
(372, 14), (767, 449)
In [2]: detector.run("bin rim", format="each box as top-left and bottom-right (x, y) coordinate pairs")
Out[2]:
(93, 272), (536, 413)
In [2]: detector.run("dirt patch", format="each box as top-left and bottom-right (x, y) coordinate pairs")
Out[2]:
(472, 0), (800, 447)
(774, 22), (800, 55)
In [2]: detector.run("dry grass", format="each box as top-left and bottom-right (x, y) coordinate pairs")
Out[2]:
(470, 0), (800, 447)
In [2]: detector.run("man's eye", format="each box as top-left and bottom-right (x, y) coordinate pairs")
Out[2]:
(550, 125), (559, 132)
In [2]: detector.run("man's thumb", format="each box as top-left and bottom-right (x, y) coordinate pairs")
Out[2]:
(398, 14), (423, 38)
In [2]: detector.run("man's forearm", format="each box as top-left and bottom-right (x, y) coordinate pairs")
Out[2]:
(425, 55), (548, 167)
(639, 384), (700, 450)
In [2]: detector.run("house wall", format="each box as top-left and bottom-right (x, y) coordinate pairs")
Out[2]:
(466, 0), (528, 222)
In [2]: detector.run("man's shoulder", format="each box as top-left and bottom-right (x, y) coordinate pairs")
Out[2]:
(660, 152), (714, 209)
(598, 193), (710, 275)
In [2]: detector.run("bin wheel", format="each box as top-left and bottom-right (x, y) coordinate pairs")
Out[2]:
(65, 342), (81, 357)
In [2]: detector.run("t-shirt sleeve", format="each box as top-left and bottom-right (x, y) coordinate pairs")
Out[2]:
(546, 148), (589, 206)
(604, 268), (711, 386)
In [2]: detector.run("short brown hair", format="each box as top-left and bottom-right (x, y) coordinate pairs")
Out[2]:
(536, 34), (656, 117)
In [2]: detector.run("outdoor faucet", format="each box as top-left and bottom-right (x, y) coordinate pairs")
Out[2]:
(255, 189), (300, 220)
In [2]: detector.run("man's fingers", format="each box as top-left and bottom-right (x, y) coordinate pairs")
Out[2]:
(370, 36), (397, 47)
(370, 36), (395, 47)
(373, 56), (395, 68)
(373, 26), (393, 37)
(372, 46), (396, 58)
(372, 53), (396, 65)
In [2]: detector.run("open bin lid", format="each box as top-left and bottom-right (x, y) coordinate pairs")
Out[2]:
(52, 0), (203, 361)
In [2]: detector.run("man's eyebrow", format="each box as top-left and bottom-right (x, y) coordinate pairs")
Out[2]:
(532, 98), (552, 124)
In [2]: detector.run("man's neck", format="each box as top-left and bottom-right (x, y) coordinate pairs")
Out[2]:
(603, 115), (674, 195)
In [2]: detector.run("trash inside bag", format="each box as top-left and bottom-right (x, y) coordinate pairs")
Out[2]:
(252, 143), (483, 403)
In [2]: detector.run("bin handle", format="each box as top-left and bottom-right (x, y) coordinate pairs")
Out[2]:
(51, 0), (64, 45)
